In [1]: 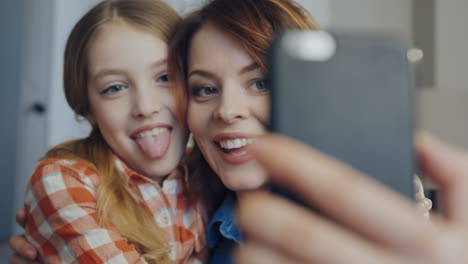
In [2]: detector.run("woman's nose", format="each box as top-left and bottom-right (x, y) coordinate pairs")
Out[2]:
(213, 88), (249, 124)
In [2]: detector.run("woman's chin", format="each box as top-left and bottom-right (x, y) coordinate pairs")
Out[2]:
(220, 171), (268, 192)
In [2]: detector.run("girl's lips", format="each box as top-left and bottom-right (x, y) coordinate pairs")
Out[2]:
(130, 124), (173, 159)
(130, 124), (172, 139)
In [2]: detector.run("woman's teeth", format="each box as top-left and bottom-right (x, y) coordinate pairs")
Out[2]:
(219, 138), (254, 149)
(136, 127), (167, 138)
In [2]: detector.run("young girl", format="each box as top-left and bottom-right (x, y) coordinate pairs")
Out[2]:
(21, 0), (205, 263)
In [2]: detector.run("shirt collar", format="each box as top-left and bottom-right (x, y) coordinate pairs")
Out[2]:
(207, 191), (242, 247)
(112, 155), (187, 185)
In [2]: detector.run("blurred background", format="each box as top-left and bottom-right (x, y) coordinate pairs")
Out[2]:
(1, 0), (467, 261)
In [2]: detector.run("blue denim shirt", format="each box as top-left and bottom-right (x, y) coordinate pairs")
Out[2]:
(207, 191), (242, 264)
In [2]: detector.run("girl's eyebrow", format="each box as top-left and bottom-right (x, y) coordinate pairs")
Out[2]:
(92, 69), (126, 82)
(150, 58), (168, 69)
(92, 58), (168, 81)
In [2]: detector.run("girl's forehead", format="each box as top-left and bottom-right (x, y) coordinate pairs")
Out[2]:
(86, 22), (168, 76)
(91, 20), (167, 45)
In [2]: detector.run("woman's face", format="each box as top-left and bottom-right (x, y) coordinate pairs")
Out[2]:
(187, 23), (270, 191)
(86, 21), (187, 181)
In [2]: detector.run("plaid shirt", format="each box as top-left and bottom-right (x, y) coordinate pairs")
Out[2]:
(24, 157), (206, 264)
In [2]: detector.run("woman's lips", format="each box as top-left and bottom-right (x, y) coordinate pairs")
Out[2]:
(213, 135), (256, 165)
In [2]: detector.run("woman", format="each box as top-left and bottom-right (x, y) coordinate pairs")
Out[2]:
(168, 0), (321, 262)
(170, 0), (430, 263)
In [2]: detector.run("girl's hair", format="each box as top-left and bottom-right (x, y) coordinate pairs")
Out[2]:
(168, 0), (321, 215)
(45, 1), (180, 263)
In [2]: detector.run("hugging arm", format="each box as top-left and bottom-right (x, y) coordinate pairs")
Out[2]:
(22, 160), (148, 264)
(9, 209), (39, 264)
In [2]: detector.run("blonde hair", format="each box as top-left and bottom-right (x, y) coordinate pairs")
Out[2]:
(45, 1), (181, 263)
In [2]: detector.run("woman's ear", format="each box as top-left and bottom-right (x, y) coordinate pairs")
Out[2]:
(85, 112), (96, 125)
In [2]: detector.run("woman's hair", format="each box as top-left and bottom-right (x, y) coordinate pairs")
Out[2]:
(45, 1), (180, 263)
(169, 0), (321, 214)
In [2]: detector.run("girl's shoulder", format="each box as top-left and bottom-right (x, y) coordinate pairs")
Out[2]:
(29, 157), (99, 189)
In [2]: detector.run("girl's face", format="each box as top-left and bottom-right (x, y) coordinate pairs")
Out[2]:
(86, 21), (187, 181)
(187, 23), (270, 191)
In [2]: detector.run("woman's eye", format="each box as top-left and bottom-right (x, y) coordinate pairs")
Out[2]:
(252, 78), (270, 92)
(191, 86), (220, 98)
(157, 74), (169, 83)
(101, 84), (127, 95)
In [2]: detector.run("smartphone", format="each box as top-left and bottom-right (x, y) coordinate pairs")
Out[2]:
(269, 31), (415, 205)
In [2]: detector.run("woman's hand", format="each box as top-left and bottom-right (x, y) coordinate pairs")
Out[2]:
(9, 209), (40, 264)
(414, 176), (432, 219)
(235, 133), (468, 264)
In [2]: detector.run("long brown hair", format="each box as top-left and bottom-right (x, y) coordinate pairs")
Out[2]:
(169, 0), (321, 215)
(45, 1), (180, 263)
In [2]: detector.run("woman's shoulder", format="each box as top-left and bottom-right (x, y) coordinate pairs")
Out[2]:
(29, 157), (99, 188)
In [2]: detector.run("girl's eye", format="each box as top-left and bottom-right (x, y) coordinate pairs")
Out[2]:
(191, 86), (220, 98)
(101, 84), (127, 95)
(157, 74), (169, 83)
(251, 78), (270, 92)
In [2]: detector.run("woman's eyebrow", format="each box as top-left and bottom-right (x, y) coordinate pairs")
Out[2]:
(189, 63), (260, 79)
(239, 63), (260, 75)
(188, 69), (217, 80)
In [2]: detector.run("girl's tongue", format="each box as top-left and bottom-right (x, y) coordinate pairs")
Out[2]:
(135, 129), (171, 159)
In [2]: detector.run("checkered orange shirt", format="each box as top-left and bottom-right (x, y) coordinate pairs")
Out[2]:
(24, 157), (206, 264)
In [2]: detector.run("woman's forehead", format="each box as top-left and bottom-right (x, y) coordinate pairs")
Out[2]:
(188, 23), (255, 73)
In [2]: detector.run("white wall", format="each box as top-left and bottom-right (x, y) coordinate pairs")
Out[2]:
(14, 0), (55, 234)
(325, 0), (468, 148)
(418, 89), (468, 148)
(435, 1), (468, 91)
(329, 0), (412, 42)
(164, 0), (205, 15)
(1, 0), (22, 239)
(419, 1), (468, 146)
(47, 1), (97, 147)
(296, 0), (331, 27)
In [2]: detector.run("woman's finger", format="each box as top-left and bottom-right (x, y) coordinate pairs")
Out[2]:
(8, 235), (37, 260)
(248, 134), (435, 252)
(415, 198), (432, 219)
(416, 133), (468, 223)
(10, 254), (39, 264)
(237, 190), (408, 264)
(15, 209), (27, 228)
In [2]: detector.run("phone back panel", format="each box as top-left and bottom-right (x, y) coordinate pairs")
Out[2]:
(270, 32), (415, 198)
